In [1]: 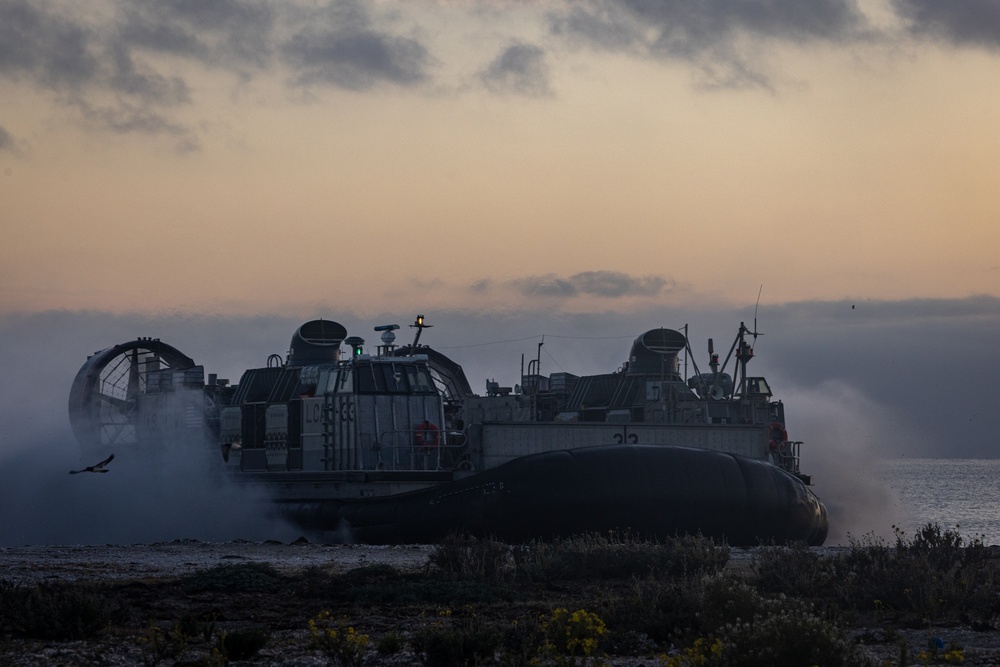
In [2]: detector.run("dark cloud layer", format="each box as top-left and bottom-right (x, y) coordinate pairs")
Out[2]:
(106, 42), (190, 106)
(3, 0), (1000, 147)
(0, 0), (99, 88)
(283, 29), (430, 90)
(549, 0), (873, 89)
(0, 124), (14, 152)
(118, 0), (275, 68)
(552, 0), (869, 50)
(510, 270), (669, 298)
(479, 42), (552, 97)
(893, 0), (1000, 48)
(0, 0), (430, 149)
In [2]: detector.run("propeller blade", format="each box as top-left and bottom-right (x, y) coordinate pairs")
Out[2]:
(97, 392), (133, 412)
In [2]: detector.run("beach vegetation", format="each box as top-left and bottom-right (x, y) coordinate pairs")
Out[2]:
(0, 578), (114, 640)
(3, 523), (999, 664)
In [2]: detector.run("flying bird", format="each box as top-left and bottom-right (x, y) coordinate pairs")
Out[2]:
(69, 454), (114, 474)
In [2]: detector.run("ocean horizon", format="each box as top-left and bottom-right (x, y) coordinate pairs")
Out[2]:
(876, 457), (1000, 546)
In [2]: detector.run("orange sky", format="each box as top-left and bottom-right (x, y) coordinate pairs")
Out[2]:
(2, 0), (999, 317)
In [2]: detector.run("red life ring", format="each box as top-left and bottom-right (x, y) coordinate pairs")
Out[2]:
(768, 421), (788, 450)
(416, 421), (439, 450)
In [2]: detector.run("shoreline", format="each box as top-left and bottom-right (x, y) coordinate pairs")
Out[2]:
(0, 540), (438, 584)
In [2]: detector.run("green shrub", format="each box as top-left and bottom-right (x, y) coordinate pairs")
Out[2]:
(308, 610), (370, 666)
(339, 562), (401, 584)
(538, 607), (607, 662)
(0, 580), (112, 640)
(411, 608), (501, 667)
(750, 523), (1000, 624)
(181, 562), (284, 593)
(431, 532), (729, 584)
(710, 598), (875, 667)
(176, 610), (218, 642)
(499, 613), (544, 666)
(377, 630), (405, 655)
(220, 627), (269, 660)
(752, 543), (834, 600)
(431, 533), (516, 583)
(137, 622), (188, 667)
(516, 532), (729, 581)
(600, 574), (705, 644)
(698, 574), (767, 633)
(837, 524), (997, 622)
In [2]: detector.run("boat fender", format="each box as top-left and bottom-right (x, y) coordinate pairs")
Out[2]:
(768, 422), (788, 450)
(416, 421), (440, 451)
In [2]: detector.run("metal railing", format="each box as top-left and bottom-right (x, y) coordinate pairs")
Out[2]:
(774, 440), (802, 474)
(372, 428), (469, 471)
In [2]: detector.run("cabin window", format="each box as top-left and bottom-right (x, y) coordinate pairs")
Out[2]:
(343, 362), (436, 395)
(747, 377), (772, 396)
(379, 364), (407, 394)
(316, 370), (331, 393)
(356, 365), (377, 393)
(405, 366), (436, 395)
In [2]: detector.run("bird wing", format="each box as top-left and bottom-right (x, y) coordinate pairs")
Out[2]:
(69, 454), (114, 474)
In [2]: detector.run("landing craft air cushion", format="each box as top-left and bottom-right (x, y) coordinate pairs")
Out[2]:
(69, 315), (829, 545)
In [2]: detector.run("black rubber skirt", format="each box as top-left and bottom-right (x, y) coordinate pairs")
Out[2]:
(284, 445), (829, 546)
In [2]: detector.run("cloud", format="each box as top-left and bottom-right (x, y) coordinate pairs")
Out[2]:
(469, 278), (492, 294)
(551, 0), (871, 49)
(892, 0), (1000, 49)
(106, 41), (190, 106)
(71, 98), (201, 153)
(0, 1), (199, 147)
(0, 124), (15, 153)
(4, 0), (1000, 150)
(282, 29), (430, 90)
(510, 270), (671, 299)
(479, 42), (552, 97)
(0, 1), (267, 146)
(0, 0), (100, 88)
(117, 0), (276, 70)
(280, 0), (431, 91)
(549, 0), (872, 89)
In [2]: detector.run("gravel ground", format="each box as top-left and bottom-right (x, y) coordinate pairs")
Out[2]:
(0, 539), (436, 584)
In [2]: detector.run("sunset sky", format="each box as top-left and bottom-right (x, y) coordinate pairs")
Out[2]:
(2, 0), (999, 316)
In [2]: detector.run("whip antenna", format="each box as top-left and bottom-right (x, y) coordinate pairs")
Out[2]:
(752, 284), (763, 349)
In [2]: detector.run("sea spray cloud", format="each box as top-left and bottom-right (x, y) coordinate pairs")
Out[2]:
(774, 377), (924, 545)
(0, 311), (304, 546)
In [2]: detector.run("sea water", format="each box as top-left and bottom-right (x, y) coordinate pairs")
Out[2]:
(878, 458), (1000, 545)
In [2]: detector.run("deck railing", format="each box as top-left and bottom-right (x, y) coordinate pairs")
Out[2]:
(373, 429), (468, 471)
(775, 440), (802, 474)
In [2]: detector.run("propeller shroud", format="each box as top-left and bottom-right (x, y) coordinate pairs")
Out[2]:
(68, 339), (194, 455)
